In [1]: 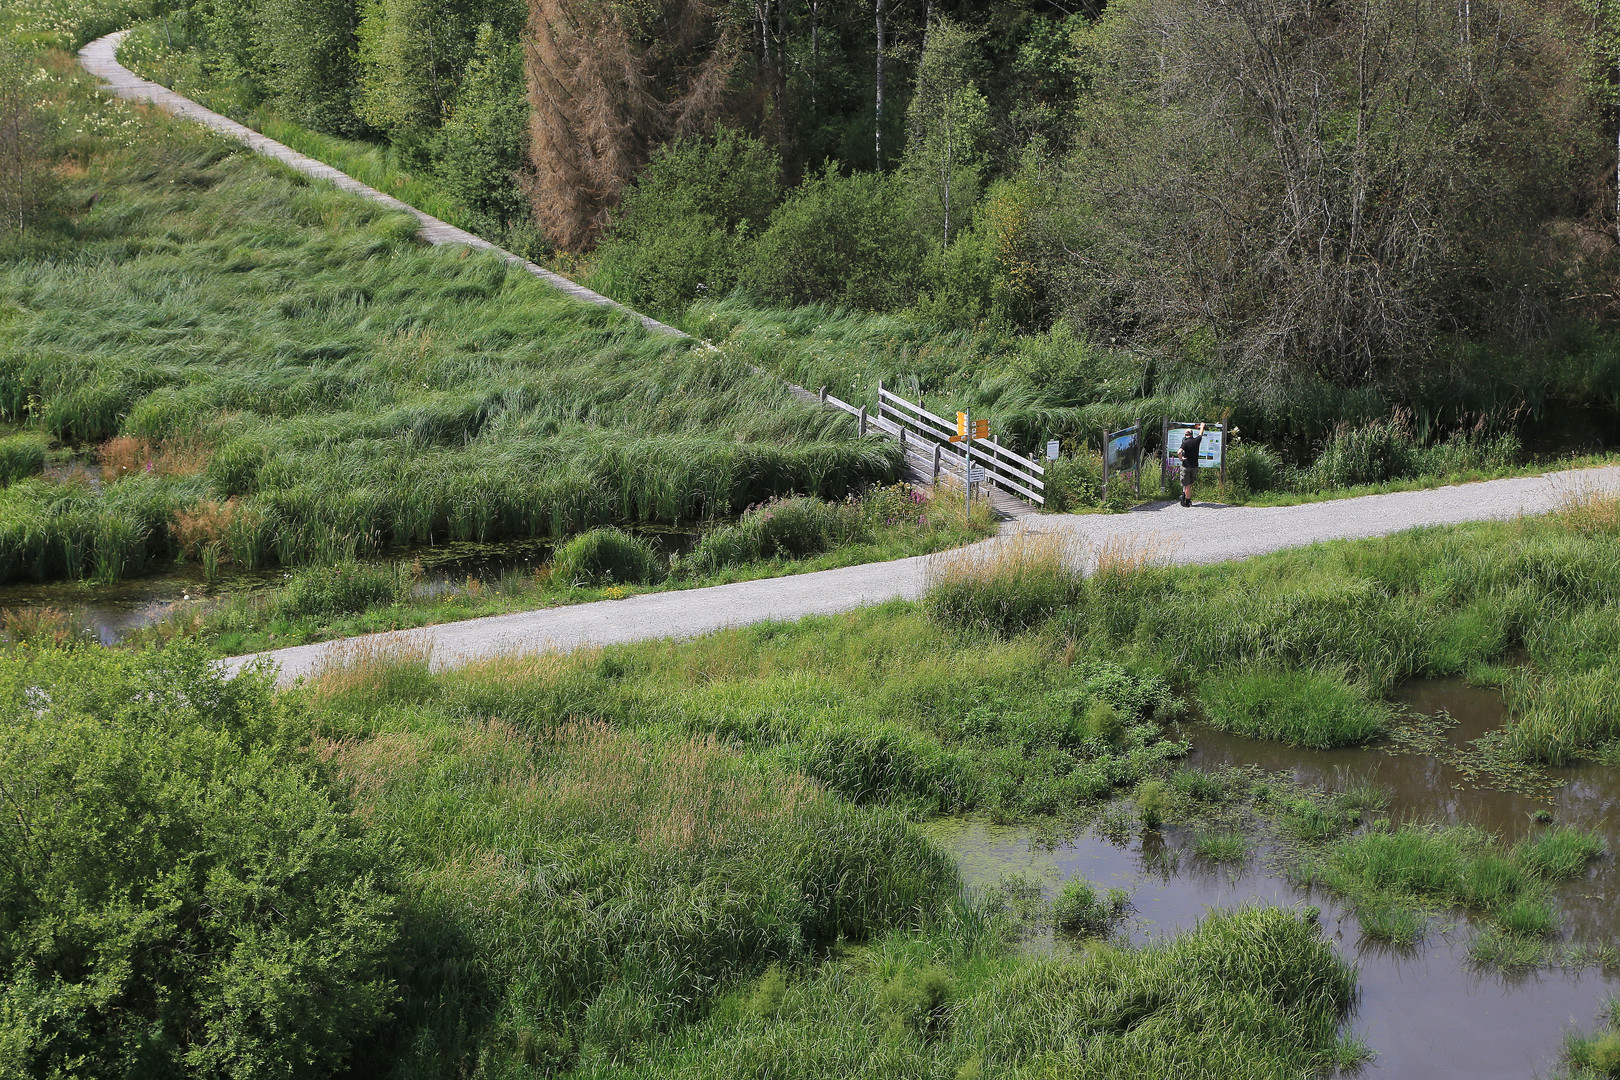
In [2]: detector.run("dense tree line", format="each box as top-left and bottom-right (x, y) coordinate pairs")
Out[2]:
(164, 0), (1620, 400)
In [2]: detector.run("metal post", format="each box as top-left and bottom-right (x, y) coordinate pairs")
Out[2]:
(1136, 417), (1143, 497)
(963, 407), (973, 516)
(1161, 417), (1170, 496)
(1101, 426), (1110, 491)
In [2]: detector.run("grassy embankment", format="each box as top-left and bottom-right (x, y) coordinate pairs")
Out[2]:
(0, 49), (979, 604)
(111, 24), (1620, 517)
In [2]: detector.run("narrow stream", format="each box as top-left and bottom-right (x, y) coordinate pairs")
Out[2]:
(0, 530), (696, 644)
(922, 681), (1619, 1078)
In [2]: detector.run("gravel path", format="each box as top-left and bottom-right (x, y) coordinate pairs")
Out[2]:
(78, 31), (685, 338)
(221, 465), (1620, 683)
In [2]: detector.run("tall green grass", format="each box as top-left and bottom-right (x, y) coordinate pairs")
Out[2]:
(1300, 823), (1604, 945)
(639, 906), (1360, 1079)
(1198, 668), (1391, 748)
(300, 648), (963, 1076)
(0, 59), (897, 585)
(912, 489), (1620, 763)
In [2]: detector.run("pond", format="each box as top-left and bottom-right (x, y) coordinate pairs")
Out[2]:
(922, 679), (1619, 1078)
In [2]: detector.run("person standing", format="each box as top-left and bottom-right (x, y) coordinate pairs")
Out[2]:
(1179, 422), (1205, 507)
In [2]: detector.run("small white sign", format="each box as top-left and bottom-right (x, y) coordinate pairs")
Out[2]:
(966, 467), (987, 482)
(1046, 440), (1061, 461)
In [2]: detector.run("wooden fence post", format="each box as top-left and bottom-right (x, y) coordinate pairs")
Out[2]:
(857, 407), (867, 436)
(819, 386), (827, 403)
(933, 444), (941, 483)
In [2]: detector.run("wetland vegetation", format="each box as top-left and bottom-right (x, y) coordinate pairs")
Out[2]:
(3, 0), (1620, 1076)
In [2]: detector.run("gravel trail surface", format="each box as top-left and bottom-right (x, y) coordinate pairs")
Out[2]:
(221, 466), (1620, 683)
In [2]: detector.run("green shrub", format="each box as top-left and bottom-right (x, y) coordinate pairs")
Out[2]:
(1052, 880), (1130, 935)
(1199, 668), (1390, 748)
(0, 644), (397, 1078)
(1305, 416), (1421, 489)
(1135, 779), (1169, 829)
(1037, 452), (1101, 512)
(689, 496), (851, 573)
(0, 431), (45, 485)
(1227, 441), (1284, 496)
(552, 526), (663, 586)
(277, 559), (413, 617)
(595, 128), (781, 316)
(748, 166), (926, 311)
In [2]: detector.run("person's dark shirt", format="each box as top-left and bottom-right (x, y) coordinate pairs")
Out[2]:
(1180, 433), (1203, 466)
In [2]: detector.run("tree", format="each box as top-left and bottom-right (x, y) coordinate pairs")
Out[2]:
(524, 0), (744, 250)
(901, 17), (988, 245)
(436, 23), (530, 228)
(0, 43), (47, 235)
(1061, 0), (1598, 395)
(257, 0), (364, 134)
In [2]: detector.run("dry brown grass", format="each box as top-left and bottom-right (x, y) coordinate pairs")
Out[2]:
(923, 527), (1082, 590)
(1, 605), (75, 647)
(1091, 532), (1174, 580)
(98, 436), (209, 481)
(1548, 483), (1620, 536)
(322, 710), (816, 852)
(303, 636), (435, 702)
(171, 498), (238, 558)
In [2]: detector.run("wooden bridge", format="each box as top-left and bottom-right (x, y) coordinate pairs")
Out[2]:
(817, 383), (1045, 519)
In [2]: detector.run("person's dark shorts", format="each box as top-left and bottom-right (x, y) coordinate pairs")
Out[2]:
(1181, 464), (1198, 486)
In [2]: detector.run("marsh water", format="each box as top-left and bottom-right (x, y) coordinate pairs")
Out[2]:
(0, 530), (697, 643)
(923, 681), (1620, 1078)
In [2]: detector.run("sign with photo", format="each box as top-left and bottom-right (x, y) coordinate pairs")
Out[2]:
(1105, 425), (1141, 476)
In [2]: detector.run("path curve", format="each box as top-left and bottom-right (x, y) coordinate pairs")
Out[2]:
(222, 465), (1620, 683)
(78, 31), (685, 338)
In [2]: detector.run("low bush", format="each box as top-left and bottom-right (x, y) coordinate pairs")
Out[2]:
(552, 526), (663, 586)
(631, 906), (1359, 1080)
(1563, 997), (1620, 1080)
(690, 495), (850, 572)
(1303, 822), (1604, 943)
(1052, 880), (1131, 935)
(1198, 667), (1390, 748)
(277, 559), (415, 617)
(0, 645), (397, 1078)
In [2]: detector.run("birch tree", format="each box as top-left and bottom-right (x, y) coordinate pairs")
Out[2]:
(902, 18), (987, 245)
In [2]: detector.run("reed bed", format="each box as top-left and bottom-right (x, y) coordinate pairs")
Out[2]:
(0, 64), (898, 585)
(1298, 823), (1605, 946)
